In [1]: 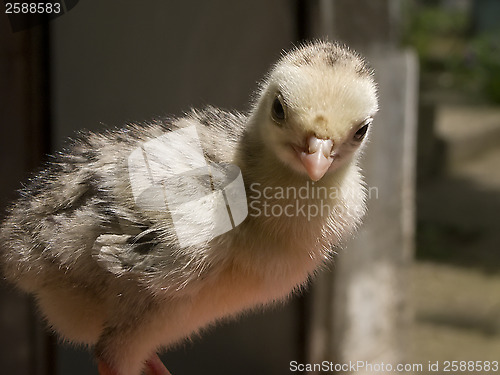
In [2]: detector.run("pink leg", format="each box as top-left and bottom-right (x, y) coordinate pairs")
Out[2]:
(98, 354), (171, 375)
(97, 360), (120, 375)
(145, 353), (172, 375)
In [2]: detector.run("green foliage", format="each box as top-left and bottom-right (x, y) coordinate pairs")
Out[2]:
(473, 37), (500, 102)
(403, 6), (468, 62)
(403, 2), (500, 103)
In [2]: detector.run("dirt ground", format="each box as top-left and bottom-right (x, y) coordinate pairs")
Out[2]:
(412, 134), (500, 374)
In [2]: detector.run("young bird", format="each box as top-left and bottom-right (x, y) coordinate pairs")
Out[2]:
(0, 41), (378, 375)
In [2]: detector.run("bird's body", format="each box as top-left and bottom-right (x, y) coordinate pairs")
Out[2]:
(0, 41), (378, 375)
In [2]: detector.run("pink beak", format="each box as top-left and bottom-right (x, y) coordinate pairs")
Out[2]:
(295, 135), (334, 181)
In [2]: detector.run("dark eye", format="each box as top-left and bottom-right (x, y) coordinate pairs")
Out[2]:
(271, 93), (286, 123)
(353, 119), (371, 141)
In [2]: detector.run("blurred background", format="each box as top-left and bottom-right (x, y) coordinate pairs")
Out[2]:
(0, 1), (499, 374)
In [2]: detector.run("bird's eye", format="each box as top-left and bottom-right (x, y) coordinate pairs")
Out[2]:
(353, 119), (372, 141)
(271, 93), (286, 123)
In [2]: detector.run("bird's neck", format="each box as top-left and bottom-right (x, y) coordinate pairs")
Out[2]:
(221, 120), (366, 273)
(235, 121), (352, 240)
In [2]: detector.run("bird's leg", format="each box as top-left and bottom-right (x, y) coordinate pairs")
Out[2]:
(93, 294), (179, 375)
(144, 353), (172, 375)
(97, 353), (171, 375)
(95, 322), (158, 375)
(97, 360), (120, 375)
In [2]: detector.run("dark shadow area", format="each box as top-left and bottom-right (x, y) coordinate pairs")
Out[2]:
(160, 300), (301, 375)
(417, 172), (500, 273)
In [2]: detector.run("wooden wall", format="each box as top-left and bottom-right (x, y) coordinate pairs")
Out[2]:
(0, 1), (417, 374)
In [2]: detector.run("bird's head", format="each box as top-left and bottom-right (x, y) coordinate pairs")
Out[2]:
(250, 41), (378, 182)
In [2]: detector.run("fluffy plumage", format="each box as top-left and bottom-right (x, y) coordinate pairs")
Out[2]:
(0, 41), (378, 375)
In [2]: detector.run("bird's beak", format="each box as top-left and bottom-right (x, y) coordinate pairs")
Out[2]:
(294, 135), (334, 181)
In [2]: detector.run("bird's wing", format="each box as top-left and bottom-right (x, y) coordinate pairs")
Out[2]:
(92, 230), (165, 275)
(89, 107), (247, 288)
(0, 106), (246, 293)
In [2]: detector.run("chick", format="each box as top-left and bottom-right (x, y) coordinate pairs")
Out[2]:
(0, 41), (378, 375)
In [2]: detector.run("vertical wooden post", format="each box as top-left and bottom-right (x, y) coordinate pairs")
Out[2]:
(0, 14), (53, 375)
(307, 1), (419, 372)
